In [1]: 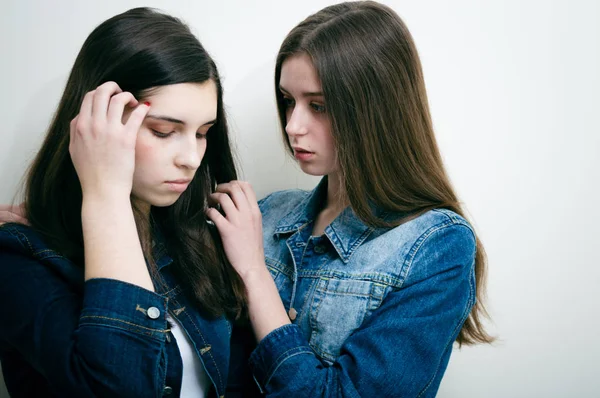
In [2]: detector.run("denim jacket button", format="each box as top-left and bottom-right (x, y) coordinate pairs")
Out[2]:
(314, 245), (326, 254)
(288, 307), (297, 321)
(147, 306), (161, 319)
(162, 386), (173, 395)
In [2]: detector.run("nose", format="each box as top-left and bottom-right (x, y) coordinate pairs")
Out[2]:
(285, 106), (309, 137)
(174, 136), (203, 170)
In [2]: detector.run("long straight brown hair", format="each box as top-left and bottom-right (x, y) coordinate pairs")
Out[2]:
(22, 8), (246, 320)
(275, 1), (493, 344)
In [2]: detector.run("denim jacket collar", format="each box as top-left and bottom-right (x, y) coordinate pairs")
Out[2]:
(154, 245), (173, 271)
(152, 227), (174, 271)
(274, 177), (380, 263)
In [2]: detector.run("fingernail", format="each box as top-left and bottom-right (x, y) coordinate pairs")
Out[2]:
(143, 101), (151, 107)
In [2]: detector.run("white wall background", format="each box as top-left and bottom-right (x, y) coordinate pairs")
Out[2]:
(1, 0), (598, 397)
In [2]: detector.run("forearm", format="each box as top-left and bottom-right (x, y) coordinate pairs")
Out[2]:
(81, 196), (153, 291)
(242, 266), (291, 341)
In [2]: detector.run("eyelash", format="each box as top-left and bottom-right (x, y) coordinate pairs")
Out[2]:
(282, 97), (326, 113)
(151, 130), (208, 139)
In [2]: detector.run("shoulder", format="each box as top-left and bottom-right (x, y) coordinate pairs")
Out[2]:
(390, 209), (477, 281)
(402, 208), (475, 242)
(0, 223), (81, 283)
(0, 223), (48, 255)
(258, 189), (310, 222)
(360, 209), (476, 280)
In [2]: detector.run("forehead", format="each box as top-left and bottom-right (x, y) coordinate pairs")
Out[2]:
(143, 82), (217, 126)
(280, 53), (322, 92)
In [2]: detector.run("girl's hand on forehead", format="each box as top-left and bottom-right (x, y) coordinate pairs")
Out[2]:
(206, 181), (265, 279)
(69, 81), (150, 201)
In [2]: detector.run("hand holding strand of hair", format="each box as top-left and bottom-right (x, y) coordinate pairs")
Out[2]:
(206, 181), (266, 280)
(69, 81), (150, 201)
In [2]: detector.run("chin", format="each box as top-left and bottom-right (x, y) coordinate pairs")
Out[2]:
(152, 196), (181, 207)
(138, 193), (182, 208)
(298, 164), (329, 177)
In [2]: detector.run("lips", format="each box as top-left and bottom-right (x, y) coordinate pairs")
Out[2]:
(165, 179), (192, 193)
(293, 147), (315, 161)
(292, 146), (313, 154)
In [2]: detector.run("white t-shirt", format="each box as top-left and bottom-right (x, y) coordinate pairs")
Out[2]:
(168, 314), (211, 397)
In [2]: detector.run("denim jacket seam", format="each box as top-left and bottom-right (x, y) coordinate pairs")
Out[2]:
(431, 208), (467, 225)
(266, 256), (294, 279)
(345, 226), (375, 258)
(309, 280), (326, 338)
(161, 285), (182, 299)
(403, 219), (459, 284)
(12, 227), (35, 254)
(308, 271), (402, 288)
(32, 249), (57, 256)
(178, 305), (225, 394)
(79, 315), (169, 335)
(263, 347), (314, 387)
(7, 227), (66, 260)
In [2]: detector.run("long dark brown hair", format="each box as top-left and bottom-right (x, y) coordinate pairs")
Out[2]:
(275, 1), (493, 344)
(23, 7), (246, 319)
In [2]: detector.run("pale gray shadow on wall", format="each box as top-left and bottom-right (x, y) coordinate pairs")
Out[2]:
(226, 59), (319, 199)
(1, 76), (66, 204)
(0, 76), (66, 397)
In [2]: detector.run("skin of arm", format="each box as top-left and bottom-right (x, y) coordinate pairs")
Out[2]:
(71, 81), (153, 291)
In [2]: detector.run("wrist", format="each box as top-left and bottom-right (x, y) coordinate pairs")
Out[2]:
(239, 263), (271, 285)
(81, 195), (133, 220)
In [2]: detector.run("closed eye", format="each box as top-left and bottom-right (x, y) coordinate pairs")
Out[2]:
(151, 129), (174, 138)
(197, 124), (214, 139)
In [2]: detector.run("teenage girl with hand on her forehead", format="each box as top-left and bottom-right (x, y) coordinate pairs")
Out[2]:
(0, 8), (251, 398)
(208, 2), (494, 397)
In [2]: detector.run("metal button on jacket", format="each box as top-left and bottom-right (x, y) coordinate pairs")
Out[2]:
(147, 306), (161, 319)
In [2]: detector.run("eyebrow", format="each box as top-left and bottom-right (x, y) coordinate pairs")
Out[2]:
(279, 86), (323, 97)
(146, 115), (216, 126)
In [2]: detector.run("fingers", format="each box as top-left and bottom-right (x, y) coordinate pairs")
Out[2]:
(209, 192), (237, 219)
(74, 82), (145, 142)
(124, 102), (151, 134)
(215, 182), (250, 213)
(237, 181), (261, 215)
(107, 92), (137, 125)
(91, 81), (122, 120)
(0, 210), (29, 225)
(205, 207), (228, 230)
(79, 90), (95, 120)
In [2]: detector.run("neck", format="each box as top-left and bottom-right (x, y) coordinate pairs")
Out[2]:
(324, 173), (348, 213)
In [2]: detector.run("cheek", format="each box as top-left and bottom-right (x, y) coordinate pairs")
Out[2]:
(199, 139), (208, 158)
(135, 140), (157, 163)
(318, 122), (335, 151)
(133, 137), (162, 179)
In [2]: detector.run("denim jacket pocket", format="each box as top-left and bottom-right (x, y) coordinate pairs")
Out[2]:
(309, 277), (387, 363)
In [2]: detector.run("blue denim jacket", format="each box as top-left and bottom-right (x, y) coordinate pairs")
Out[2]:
(249, 179), (477, 397)
(0, 223), (236, 398)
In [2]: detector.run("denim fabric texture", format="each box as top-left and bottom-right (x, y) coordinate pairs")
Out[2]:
(250, 178), (477, 397)
(0, 223), (234, 398)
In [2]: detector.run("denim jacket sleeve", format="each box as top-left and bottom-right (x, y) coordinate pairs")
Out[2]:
(0, 249), (170, 397)
(249, 223), (477, 397)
